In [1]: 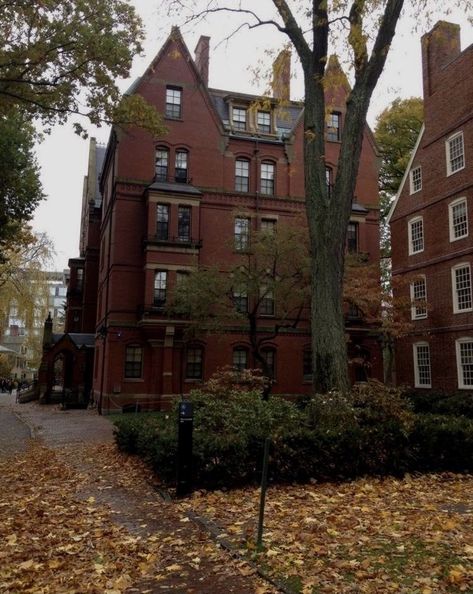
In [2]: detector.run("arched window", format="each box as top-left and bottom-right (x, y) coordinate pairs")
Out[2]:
(175, 149), (188, 183)
(233, 347), (248, 371)
(155, 147), (169, 181)
(261, 347), (276, 379)
(235, 159), (250, 192)
(260, 161), (275, 195)
(186, 346), (203, 379)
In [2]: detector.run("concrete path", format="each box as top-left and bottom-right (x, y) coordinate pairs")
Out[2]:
(0, 392), (31, 457)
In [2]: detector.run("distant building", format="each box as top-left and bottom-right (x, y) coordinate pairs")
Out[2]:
(389, 21), (473, 392)
(45, 28), (383, 411)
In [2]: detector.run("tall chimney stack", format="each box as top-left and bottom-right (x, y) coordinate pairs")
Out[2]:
(272, 49), (291, 102)
(194, 36), (210, 86)
(422, 21), (461, 97)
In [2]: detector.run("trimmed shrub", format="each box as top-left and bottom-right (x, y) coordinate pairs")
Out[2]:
(406, 389), (473, 418)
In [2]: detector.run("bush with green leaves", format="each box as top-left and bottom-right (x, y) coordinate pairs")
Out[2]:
(406, 389), (473, 419)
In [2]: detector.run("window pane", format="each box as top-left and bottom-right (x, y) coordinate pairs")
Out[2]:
(261, 219), (276, 234)
(175, 150), (188, 183)
(233, 348), (248, 371)
(125, 346), (142, 378)
(234, 217), (250, 250)
(233, 107), (247, 130)
(412, 278), (427, 318)
(155, 148), (169, 181)
(449, 134), (464, 173)
(451, 201), (468, 239)
(186, 347), (203, 379)
(262, 348), (275, 378)
(156, 204), (169, 240)
(257, 111), (271, 133)
(455, 266), (472, 311)
(235, 159), (249, 192)
(154, 271), (167, 306)
(347, 222), (358, 253)
(415, 344), (431, 386)
(259, 287), (274, 315)
(459, 341), (473, 387)
(410, 219), (424, 253)
(260, 162), (275, 195)
(411, 166), (422, 193)
(233, 288), (248, 313)
(327, 112), (340, 141)
(166, 87), (181, 118)
(178, 206), (191, 241)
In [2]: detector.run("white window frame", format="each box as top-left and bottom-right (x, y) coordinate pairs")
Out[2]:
(409, 165), (422, 194)
(408, 216), (424, 255)
(448, 197), (469, 242)
(413, 342), (432, 388)
(451, 263), (473, 314)
(446, 131), (465, 176)
(456, 338), (473, 389)
(410, 276), (427, 320)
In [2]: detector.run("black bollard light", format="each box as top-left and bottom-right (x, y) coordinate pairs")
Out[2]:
(176, 400), (193, 497)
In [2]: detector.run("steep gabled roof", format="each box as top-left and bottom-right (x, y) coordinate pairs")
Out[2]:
(386, 124), (425, 225)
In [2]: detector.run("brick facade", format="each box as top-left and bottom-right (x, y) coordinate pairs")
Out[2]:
(66, 29), (382, 412)
(389, 22), (473, 392)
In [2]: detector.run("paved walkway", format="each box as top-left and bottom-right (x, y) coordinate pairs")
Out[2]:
(0, 392), (31, 457)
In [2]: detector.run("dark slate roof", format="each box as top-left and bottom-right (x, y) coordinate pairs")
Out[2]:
(147, 181), (202, 195)
(51, 333), (95, 348)
(352, 202), (369, 214)
(95, 145), (106, 207)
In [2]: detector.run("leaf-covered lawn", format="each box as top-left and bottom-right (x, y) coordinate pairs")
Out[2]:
(179, 474), (473, 593)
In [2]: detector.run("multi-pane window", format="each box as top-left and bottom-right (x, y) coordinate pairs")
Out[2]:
(175, 150), (188, 183)
(456, 339), (473, 389)
(261, 219), (276, 234)
(261, 348), (276, 379)
(76, 268), (84, 291)
(125, 345), (143, 379)
(233, 347), (248, 371)
(410, 277), (427, 319)
(154, 271), (167, 307)
(446, 132), (465, 175)
(232, 107), (247, 130)
(260, 162), (275, 195)
(186, 347), (203, 379)
(155, 147), (169, 181)
(156, 204), (169, 240)
(234, 217), (250, 250)
(327, 112), (341, 141)
(235, 159), (249, 192)
(259, 286), (275, 316)
(303, 349), (312, 381)
(452, 264), (472, 312)
(408, 217), (424, 255)
(449, 198), (468, 241)
(233, 287), (248, 313)
(178, 206), (191, 241)
(165, 86), (182, 119)
(414, 343), (431, 388)
(347, 222), (359, 253)
(410, 166), (422, 194)
(257, 111), (271, 133)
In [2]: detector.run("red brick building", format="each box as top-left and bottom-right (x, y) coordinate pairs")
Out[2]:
(389, 21), (473, 392)
(65, 29), (382, 413)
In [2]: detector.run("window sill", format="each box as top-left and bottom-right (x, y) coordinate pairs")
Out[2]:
(123, 378), (144, 383)
(453, 308), (473, 314)
(447, 165), (465, 177)
(184, 378), (202, 383)
(164, 116), (183, 122)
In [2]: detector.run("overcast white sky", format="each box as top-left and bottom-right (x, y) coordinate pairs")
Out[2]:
(32, 1), (473, 271)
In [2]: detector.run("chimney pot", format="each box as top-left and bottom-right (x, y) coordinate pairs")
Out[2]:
(421, 21), (461, 97)
(272, 49), (291, 102)
(194, 35), (210, 86)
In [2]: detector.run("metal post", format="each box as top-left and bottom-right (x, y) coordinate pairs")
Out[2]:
(256, 437), (271, 550)
(176, 401), (193, 497)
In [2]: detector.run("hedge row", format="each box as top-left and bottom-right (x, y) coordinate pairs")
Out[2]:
(112, 383), (473, 490)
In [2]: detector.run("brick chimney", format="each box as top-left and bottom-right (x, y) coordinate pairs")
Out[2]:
(194, 36), (210, 86)
(422, 21), (461, 97)
(272, 49), (291, 102)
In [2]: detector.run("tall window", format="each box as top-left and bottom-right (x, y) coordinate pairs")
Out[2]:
(452, 263), (472, 313)
(234, 217), (250, 250)
(408, 217), (424, 255)
(446, 131), (465, 175)
(125, 345), (143, 379)
(327, 112), (341, 141)
(257, 111), (271, 133)
(154, 271), (167, 307)
(232, 107), (247, 130)
(175, 150), (188, 183)
(410, 166), (422, 194)
(449, 198), (468, 241)
(156, 204), (169, 240)
(233, 347), (248, 371)
(261, 219), (276, 234)
(261, 348), (276, 379)
(76, 268), (84, 291)
(456, 338), (473, 389)
(165, 86), (182, 119)
(413, 343), (431, 388)
(347, 222), (359, 253)
(155, 147), (169, 181)
(186, 347), (203, 379)
(410, 277), (427, 319)
(260, 162), (275, 195)
(303, 349), (312, 381)
(233, 287), (248, 313)
(259, 286), (275, 316)
(235, 159), (249, 192)
(178, 206), (191, 241)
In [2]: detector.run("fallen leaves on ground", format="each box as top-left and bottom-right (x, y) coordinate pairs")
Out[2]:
(179, 474), (473, 593)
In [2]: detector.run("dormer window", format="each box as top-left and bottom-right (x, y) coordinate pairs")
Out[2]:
(233, 107), (247, 131)
(257, 111), (271, 134)
(327, 112), (341, 142)
(165, 86), (182, 119)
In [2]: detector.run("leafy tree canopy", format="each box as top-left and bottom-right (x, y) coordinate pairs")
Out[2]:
(0, 0), (165, 136)
(0, 112), (44, 255)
